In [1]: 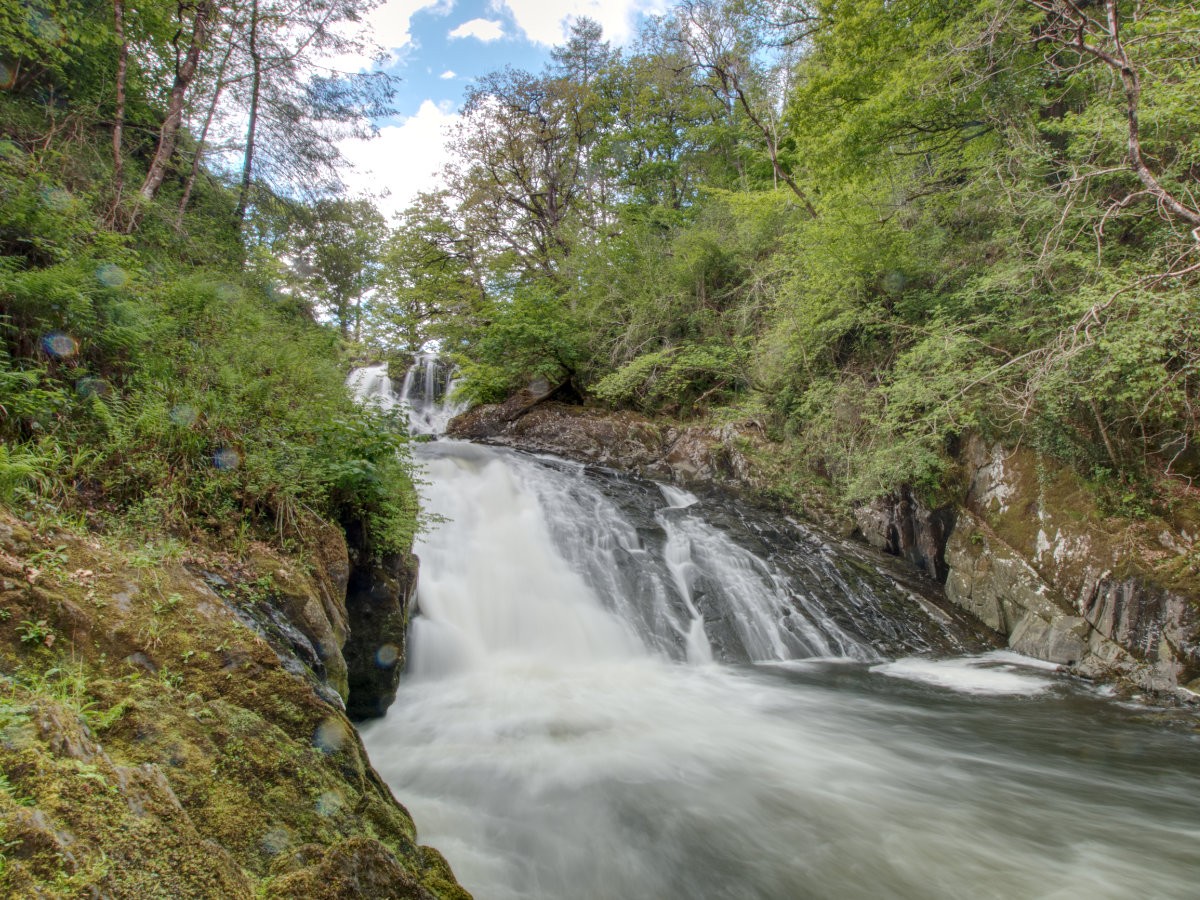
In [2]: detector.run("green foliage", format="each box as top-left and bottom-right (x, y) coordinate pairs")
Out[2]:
(593, 342), (748, 413)
(0, 89), (419, 559)
(16, 619), (54, 648)
(454, 285), (588, 404)
(438, 0), (1200, 511)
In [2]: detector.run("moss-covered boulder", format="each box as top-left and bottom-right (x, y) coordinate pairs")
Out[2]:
(0, 512), (469, 899)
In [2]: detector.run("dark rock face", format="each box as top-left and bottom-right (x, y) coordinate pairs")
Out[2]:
(449, 401), (756, 487)
(852, 487), (956, 583)
(453, 397), (1200, 696)
(343, 543), (418, 722)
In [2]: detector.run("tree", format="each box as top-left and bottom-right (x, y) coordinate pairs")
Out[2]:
(109, 0), (128, 215)
(135, 0), (217, 212)
(365, 193), (486, 353)
(226, 0), (394, 231)
(289, 197), (387, 338)
(447, 67), (596, 278)
(1024, 0), (1200, 240)
(672, 0), (818, 215)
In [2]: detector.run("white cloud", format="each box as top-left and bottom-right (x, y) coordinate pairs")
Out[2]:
(321, 0), (455, 72)
(493, 0), (670, 46)
(448, 18), (505, 42)
(440, 69), (458, 79)
(339, 100), (460, 220)
(372, 0), (456, 50)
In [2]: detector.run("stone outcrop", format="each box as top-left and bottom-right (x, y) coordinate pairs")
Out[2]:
(939, 436), (1200, 693)
(944, 512), (1090, 666)
(0, 512), (466, 898)
(344, 546), (418, 721)
(852, 487), (956, 582)
(450, 400), (760, 488)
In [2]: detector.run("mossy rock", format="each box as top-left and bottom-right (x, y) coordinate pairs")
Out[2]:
(0, 511), (469, 899)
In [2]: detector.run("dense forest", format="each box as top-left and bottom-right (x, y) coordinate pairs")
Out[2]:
(3, 0), (1197, 530)
(366, 0), (1199, 514)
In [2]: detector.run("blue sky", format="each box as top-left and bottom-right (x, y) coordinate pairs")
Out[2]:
(334, 0), (670, 218)
(377, 2), (552, 126)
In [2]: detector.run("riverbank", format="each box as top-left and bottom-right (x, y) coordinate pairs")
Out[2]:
(0, 508), (468, 899)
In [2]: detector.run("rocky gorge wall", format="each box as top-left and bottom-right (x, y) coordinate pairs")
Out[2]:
(450, 399), (1200, 699)
(0, 510), (465, 899)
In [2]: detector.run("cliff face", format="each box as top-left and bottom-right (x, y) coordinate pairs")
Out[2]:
(853, 438), (1200, 694)
(0, 511), (467, 899)
(451, 400), (1200, 699)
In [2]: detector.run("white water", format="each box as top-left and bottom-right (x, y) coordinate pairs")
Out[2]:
(345, 363), (400, 411)
(351, 368), (1200, 900)
(403, 353), (469, 435)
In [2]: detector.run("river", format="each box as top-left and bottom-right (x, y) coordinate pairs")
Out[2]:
(352, 363), (1200, 900)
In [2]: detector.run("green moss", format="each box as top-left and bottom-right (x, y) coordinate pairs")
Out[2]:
(0, 514), (469, 899)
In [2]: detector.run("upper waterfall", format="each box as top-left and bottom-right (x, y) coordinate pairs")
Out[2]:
(348, 355), (467, 435)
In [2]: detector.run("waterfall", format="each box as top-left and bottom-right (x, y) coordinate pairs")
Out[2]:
(345, 363), (400, 411)
(347, 356), (468, 435)
(345, 368), (1200, 900)
(401, 353), (468, 435)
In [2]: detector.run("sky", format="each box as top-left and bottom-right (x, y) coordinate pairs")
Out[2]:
(333, 0), (672, 219)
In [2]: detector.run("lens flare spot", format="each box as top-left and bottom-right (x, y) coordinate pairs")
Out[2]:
(212, 448), (240, 470)
(315, 790), (344, 817)
(312, 717), (349, 755)
(28, 12), (64, 44)
(41, 332), (78, 359)
(375, 643), (399, 668)
(76, 376), (110, 398)
(882, 270), (908, 294)
(214, 283), (240, 302)
(39, 187), (71, 211)
(169, 404), (197, 427)
(96, 263), (129, 288)
(260, 827), (292, 855)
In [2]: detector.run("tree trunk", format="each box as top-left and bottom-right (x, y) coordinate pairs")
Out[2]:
(109, 0), (128, 219)
(177, 38), (234, 226)
(233, 0), (262, 232)
(132, 1), (215, 224)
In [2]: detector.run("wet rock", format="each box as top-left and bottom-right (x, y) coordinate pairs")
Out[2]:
(343, 545), (418, 722)
(449, 400), (759, 490)
(853, 487), (956, 582)
(941, 437), (1200, 694)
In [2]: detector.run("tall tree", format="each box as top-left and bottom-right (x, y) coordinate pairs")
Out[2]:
(226, 0), (394, 231)
(109, 0), (128, 216)
(289, 197), (387, 338)
(135, 0), (216, 211)
(447, 67), (596, 277)
(672, 0), (818, 215)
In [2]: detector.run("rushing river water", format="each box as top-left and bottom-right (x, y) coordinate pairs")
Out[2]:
(353, 365), (1200, 900)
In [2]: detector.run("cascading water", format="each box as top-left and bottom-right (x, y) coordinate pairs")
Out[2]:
(401, 353), (469, 435)
(348, 369), (1200, 900)
(350, 356), (468, 434)
(345, 363), (400, 411)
